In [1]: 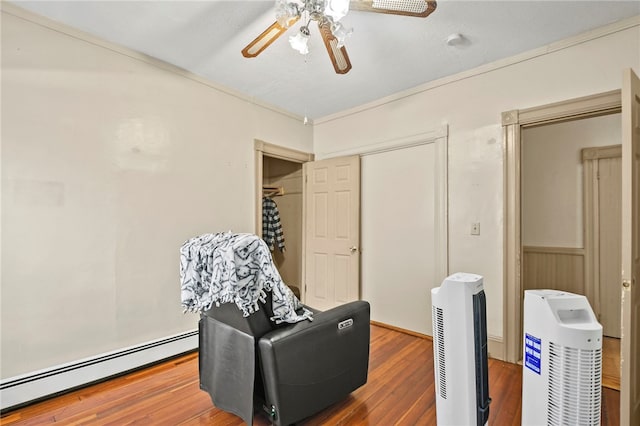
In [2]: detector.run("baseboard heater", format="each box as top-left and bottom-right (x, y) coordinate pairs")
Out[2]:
(0, 330), (198, 412)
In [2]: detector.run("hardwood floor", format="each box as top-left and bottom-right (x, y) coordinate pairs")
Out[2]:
(1, 324), (620, 425)
(602, 336), (621, 390)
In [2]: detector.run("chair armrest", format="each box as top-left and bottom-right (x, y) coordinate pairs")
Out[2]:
(258, 300), (370, 425)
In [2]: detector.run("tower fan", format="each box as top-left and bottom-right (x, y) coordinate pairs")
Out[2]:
(431, 272), (490, 426)
(521, 290), (602, 425)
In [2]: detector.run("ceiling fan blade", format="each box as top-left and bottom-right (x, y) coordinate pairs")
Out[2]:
(318, 20), (352, 75)
(349, 0), (437, 18)
(242, 17), (300, 58)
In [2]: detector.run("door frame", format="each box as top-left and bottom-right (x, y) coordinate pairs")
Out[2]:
(254, 140), (314, 299)
(502, 90), (621, 363)
(583, 144), (622, 334)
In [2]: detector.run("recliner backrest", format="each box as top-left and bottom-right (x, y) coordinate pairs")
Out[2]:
(202, 292), (279, 337)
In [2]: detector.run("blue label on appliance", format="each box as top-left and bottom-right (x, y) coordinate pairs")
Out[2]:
(524, 333), (542, 375)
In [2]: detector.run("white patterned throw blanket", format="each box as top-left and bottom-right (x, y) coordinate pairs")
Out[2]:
(180, 232), (313, 324)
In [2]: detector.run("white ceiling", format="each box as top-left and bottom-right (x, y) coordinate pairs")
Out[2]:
(9, 0), (640, 120)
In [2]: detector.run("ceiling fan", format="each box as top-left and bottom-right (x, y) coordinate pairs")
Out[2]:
(241, 0), (437, 75)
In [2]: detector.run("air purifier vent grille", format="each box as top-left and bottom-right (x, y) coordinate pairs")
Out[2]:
(547, 342), (602, 426)
(433, 306), (447, 399)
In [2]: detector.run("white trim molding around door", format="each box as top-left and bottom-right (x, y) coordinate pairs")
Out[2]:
(502, 90), (621, 363)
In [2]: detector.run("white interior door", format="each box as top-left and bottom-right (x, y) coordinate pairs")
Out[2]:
(621, 68), (640, 426)
(598, 155), (622, 338)
(304, 155), (360, 311)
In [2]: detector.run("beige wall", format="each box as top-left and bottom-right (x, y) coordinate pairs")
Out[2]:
(1, 7), (312, 378)
(314, 20), (640, 341)
(522, 113), (621, 248)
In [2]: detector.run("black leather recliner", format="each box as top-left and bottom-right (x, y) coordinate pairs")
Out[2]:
(199, 293), (370, 425)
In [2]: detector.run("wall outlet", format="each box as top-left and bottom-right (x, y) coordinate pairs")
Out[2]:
(471, 222), (481, 235)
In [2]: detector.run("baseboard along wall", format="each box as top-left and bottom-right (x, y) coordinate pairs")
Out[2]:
(372, 320), (505, 361)
(0, 330), (198, 412)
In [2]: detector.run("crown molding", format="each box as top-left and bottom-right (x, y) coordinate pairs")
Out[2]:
(315, 15), (640, 125)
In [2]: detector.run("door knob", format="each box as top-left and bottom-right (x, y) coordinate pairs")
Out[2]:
(350, 246), (358, 253)
(622, 279), (631, 288)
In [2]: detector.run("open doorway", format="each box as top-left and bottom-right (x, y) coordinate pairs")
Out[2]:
(520, 114), (622, 390)
(505, 69), (640, 426)
(502, 90), (621, 364)
(262, 156), (303, 296)
(254, 140), (314, 301)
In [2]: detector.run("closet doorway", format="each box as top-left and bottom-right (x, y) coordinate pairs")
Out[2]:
(255, 140), (314, 300)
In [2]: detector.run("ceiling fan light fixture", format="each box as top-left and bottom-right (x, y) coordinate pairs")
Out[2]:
(289, 26), (311, 54)
(330, 20), (353, 48)
(324, 0), (350, 21)
(276, 0), (302, 27)
(243, 0), (438, 75)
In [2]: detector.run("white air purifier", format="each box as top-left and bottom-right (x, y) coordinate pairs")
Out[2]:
(431, 272), (490, 426)
(521, 290), (602, 426)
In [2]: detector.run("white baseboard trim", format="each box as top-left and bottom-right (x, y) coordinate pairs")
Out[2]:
(488, 335), (505, 361)
(0, 329), (198, 411)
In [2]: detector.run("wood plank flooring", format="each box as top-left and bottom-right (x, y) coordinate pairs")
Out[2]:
(602, 336), (621, 390)
(1, 324), (620, 425)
